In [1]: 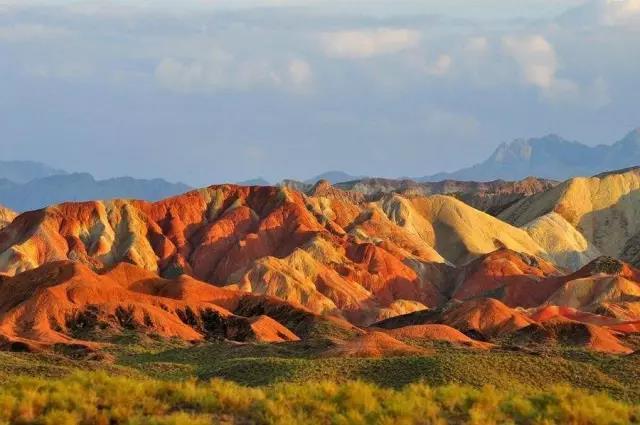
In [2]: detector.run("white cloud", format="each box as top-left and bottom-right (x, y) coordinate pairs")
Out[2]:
(425, 54), (452, 76)
(24, 62), (94, 79)
(502, 34), (611, 108)
(559, 0), (640, 26)
(155, 58), (207, 92)
(287, 59), (313, 91)
(0, 24), (71, 42)
(542, 76), (611, 108)
(320, 28), (421, 59)
(503, 35), (557, 89)
(464, 37), (489, 55)
(588, 77), (612, 107)
(154, 51), (312, 93)
(601, 0), (640, 24)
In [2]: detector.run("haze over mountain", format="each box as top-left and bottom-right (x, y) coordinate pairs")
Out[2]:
(0, 160), (67, 183)
(4, 126), (640, 213)
(422, 129), (640, 182)
(0, 173), (191, 212)
(8, 127), (640, 205)
(286, 127), (640, 186)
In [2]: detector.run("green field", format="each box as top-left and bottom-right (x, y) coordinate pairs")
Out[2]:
(1, 337), (639, 424)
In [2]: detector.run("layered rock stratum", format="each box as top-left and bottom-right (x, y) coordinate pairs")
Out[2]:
(1, 169), (640, 355)
(0, 184), (551, 323)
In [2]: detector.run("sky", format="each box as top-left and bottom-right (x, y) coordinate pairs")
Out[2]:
(0, 0), (639, 185)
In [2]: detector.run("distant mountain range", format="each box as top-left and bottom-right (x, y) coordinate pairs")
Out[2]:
(0, 160), (67, 183)
(420, 129), (640, 182)
(0, 162), (191, 211)
(290, 128), (640, 184)
(5, 127), (640, 211)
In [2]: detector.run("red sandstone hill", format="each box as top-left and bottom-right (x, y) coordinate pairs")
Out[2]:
(323, 331), (429, 358)
(0, 261), (358, 352)
(383, 324), (493, 350)
(510, 318), (633, 354)
(449, 249), (561, 301)
(0, 183), (533, 326)
(446, 254), (640, 316)
(0, 181), (639, 355)
(371, 295), (638, 354)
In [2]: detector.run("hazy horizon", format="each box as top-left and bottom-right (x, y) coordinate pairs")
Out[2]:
(2, 0), (639, 186)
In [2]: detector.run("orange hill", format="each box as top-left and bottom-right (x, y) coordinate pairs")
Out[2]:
(0, 261), (359, 352)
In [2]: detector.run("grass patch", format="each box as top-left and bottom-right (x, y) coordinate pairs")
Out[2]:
(111, 341), (640, 402)
(3, 339), (640, 401)
(0, 371), (637, 425)
(1, 337), (640, 424)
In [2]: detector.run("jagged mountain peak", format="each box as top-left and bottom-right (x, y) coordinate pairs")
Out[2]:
(421, 127), (640, 182)
(614, 127), (640, 146)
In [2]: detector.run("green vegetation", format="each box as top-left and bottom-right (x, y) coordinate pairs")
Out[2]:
(0, 371), (638, 425)
(109, 340), (640, 402)
(1, 337), (640, 424)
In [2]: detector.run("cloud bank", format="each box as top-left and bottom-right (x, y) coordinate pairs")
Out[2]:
(0, 1), (637, 185)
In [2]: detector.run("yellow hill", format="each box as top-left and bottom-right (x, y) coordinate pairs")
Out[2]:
(379, 194), (548, 266)
(500, 167), (640, 268)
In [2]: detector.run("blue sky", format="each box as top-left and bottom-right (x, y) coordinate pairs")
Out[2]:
(0, 0), (639, 185)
